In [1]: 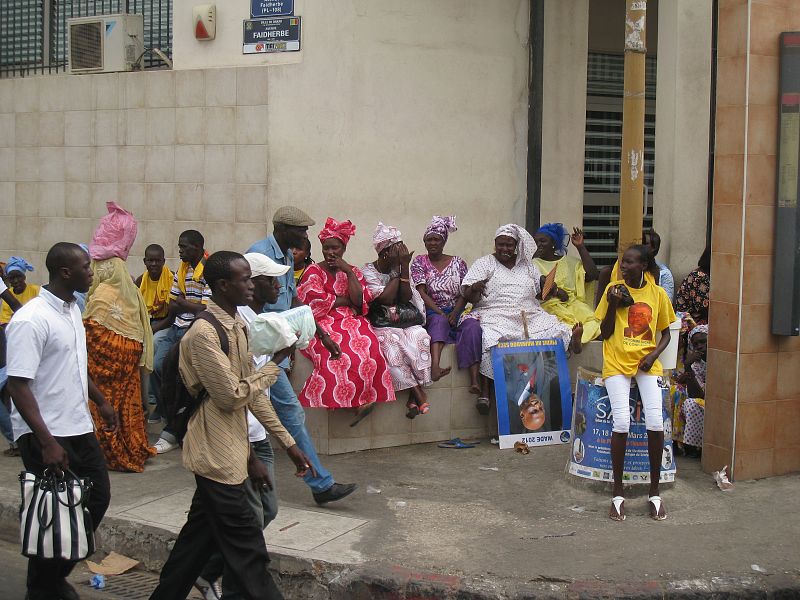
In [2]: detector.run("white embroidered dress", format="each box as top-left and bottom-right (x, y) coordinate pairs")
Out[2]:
(462, 254), (572, 378)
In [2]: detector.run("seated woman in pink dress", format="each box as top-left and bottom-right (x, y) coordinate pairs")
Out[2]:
(362, 223), (433, 419)
(297, 218), (396, 427)
(410, 216), (482, 391)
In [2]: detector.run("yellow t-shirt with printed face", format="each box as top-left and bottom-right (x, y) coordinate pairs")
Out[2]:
(594, 279), (676, 379)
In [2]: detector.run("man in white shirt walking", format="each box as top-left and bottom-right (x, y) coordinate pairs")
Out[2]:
(6, 242), (118, 600)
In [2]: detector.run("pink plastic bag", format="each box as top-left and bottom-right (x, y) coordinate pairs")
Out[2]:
(89, 202), (138, 261)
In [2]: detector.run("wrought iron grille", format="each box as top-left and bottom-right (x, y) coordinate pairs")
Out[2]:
(582, 52), (658, 266)
(0, 0), (171, 78)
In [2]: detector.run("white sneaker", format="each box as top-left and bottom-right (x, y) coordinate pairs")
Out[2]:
(194, 576), (222, 600)
(154, 437), (178, 454)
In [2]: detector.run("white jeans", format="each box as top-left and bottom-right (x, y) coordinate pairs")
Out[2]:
(604, 372), (663, 434)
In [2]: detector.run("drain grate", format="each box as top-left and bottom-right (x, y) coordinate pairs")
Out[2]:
(74, 570), (203, 600)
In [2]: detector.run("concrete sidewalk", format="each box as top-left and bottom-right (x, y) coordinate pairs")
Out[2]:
(0, 432), (798, 599)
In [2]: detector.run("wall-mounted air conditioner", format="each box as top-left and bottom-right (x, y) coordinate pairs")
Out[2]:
(68, 13), (144, 74)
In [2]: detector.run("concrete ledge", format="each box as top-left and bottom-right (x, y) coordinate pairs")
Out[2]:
(289, 345), (494, 455)
(289, 341), (605, 455)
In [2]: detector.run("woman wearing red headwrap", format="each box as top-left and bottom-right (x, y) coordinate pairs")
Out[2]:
(297, 218), (396, 425)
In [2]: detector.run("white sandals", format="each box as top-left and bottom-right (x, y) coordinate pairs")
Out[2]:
(648, 495), (667, 521)
(609, 496), (667, 521)
(610, 496), (626, 521)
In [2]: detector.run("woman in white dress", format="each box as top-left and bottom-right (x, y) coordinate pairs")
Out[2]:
(461, 224), (583, 414)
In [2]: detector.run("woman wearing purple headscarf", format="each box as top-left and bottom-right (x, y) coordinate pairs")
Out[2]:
(410, 216), (483, 391)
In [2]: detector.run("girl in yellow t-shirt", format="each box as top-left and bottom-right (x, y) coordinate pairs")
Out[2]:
(595, 245), (676, 523)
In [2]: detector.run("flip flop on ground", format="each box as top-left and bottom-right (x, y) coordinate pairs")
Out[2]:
(438, 438), (476, 449)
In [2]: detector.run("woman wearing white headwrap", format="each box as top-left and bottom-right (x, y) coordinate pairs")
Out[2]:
(462, 224), (583, 414)
(362, 223), (433, 419)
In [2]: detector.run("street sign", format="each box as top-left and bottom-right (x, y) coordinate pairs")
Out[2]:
(243, 17), (301, 54)
(251, 0), (294, 18)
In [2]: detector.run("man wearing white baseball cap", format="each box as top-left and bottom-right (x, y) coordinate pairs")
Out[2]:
(238, 252), (357, 507)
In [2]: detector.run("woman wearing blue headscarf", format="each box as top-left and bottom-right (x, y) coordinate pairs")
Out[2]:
(0, 257), (40, 326)
(532, 224), (601, 344)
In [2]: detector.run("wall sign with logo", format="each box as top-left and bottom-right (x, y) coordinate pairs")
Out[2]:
(251, 0), (294, 18)
(243, 17), (301, 54)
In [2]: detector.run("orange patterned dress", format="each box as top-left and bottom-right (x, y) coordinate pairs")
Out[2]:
(86, 320), (156, 472)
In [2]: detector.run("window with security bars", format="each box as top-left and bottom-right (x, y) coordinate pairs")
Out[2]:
(0, 0), (46, 70)
(0, 0), (171, 78)
(582, 53), (658, 266)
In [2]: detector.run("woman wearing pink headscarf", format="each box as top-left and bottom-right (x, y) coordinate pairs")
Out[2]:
(85, 202), (155, 471)
(362, 223), (433, 419)
(297, 218), (396, 426)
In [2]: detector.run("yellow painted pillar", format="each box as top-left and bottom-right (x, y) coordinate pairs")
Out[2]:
(618, 0), (647, 254)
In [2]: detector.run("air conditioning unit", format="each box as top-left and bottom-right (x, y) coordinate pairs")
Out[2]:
(68, 14), (144, 74)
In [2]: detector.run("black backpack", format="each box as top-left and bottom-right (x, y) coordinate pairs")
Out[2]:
(161, 311), (229, 446)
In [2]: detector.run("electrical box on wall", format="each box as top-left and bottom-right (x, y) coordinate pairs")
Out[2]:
(773, 32), (800, 335)
(193, 4), (216, 40)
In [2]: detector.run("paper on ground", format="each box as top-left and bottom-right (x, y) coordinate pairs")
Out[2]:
(86, 551), (139, 575)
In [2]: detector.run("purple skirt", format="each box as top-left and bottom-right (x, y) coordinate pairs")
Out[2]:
(425, 310), (482, 369)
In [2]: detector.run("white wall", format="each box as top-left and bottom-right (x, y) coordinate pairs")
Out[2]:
(539, 0), (589, 230)
(211, 0), (532, 267)
(653, 0), (712, 280)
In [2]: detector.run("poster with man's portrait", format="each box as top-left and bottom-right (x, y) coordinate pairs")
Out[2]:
(624, 302), (654, 340)
(491, 339), (573, 450)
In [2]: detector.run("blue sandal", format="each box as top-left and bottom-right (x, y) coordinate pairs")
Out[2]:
(438, 438), (477, 449)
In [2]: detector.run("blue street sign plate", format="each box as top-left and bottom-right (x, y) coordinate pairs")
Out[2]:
(251, 0), (294, 18)
(243, 17), (301, 54)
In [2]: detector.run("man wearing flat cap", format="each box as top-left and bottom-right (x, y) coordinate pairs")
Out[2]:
(246, 207), (357, 505)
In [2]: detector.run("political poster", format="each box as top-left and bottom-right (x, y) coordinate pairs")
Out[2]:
(567, 367), (676, 483)
(491, 339), (573, 450)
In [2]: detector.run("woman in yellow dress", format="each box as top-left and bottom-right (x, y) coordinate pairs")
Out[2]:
(0, 257), (40, 326)
(532, 224), (601, 344)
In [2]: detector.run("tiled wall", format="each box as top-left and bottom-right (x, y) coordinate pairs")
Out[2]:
(704, 0), (800, 479)
(0, 68), (273, 279)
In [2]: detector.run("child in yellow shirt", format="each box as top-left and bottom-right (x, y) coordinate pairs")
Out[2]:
(135, 244), (173, 322)
(0, 257), (40, 325)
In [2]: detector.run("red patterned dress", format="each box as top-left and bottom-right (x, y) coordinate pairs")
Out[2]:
(297, 263), (396, 408)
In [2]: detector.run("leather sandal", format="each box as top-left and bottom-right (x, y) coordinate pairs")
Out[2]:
(405, 401), (419, 419)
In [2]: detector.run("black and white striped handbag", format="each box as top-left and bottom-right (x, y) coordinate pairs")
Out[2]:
(19, 469), (95, 560)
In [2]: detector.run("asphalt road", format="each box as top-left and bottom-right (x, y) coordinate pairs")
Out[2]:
(0, 538), (201, 600)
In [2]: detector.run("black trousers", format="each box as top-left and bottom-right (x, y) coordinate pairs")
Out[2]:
(18, 432), (111, 594)
(149, 474), (284, 600)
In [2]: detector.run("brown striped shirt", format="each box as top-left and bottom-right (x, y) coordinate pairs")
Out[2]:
(178, 301), (295, 484)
